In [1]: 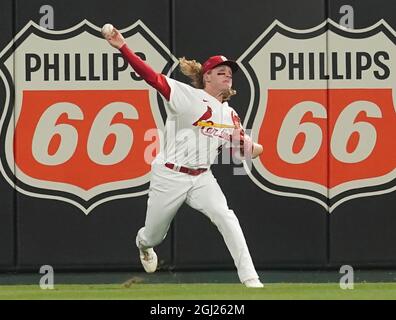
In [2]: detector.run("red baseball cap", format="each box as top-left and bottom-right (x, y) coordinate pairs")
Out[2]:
(202, 55), (239, 75)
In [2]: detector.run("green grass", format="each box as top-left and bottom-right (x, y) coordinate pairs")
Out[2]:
(0, 283), (396, 300)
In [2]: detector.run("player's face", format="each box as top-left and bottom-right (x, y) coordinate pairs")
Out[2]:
(206, 65), (233, 91)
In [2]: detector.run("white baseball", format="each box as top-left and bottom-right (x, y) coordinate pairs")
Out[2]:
(101, 23), (114, 38)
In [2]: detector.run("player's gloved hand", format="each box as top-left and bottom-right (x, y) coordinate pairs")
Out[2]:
(103, 27), (126, 49)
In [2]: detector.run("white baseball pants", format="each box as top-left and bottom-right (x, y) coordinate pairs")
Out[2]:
(136, 159), (259, 283)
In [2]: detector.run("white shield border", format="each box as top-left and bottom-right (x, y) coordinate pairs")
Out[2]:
(237, 19), (396, 213)
(0, 19), (178, 214)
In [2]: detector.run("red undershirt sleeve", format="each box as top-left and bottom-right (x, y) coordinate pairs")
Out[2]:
(119, 43), (171, 101)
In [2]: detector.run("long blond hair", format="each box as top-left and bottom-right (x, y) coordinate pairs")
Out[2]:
(178, 57), (236, 101)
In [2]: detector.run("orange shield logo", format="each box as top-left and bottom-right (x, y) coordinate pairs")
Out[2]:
(0, 21), (177, 213)
(15, 90), (157, 190)
(239, 20), (396, 212)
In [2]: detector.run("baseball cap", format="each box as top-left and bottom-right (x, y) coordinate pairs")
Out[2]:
(202, 55), (239, 74)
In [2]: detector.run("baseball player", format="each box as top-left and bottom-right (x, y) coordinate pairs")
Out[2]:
(103, 26), (264, 288)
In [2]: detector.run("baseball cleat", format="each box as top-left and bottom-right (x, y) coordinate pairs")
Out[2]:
(139, 248), (158, 273)
(243, 278), (264, 288)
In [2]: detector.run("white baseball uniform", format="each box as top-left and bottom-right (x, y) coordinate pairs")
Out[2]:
(136, 76), (259, 283)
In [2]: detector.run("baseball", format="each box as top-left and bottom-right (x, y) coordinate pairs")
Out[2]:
(101, 23), (114, 38)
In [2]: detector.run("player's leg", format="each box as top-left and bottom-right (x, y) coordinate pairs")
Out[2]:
(137, 163), (190, 248)
(136, 162), (190, 272)
(186, 171), (262, 286)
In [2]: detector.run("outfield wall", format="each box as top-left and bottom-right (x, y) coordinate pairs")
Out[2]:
(0, 0), (395, 272)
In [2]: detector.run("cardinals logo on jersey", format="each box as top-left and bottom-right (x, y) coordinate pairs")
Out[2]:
(192, 106), (213, 126)
(0, 20), (178, 214)
(239, 19), (396, 212)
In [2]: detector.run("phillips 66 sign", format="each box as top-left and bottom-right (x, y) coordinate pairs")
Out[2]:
(239, 20), (396, 212)
(0, 19), (395, 214)
(0, 20), (177, 213)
